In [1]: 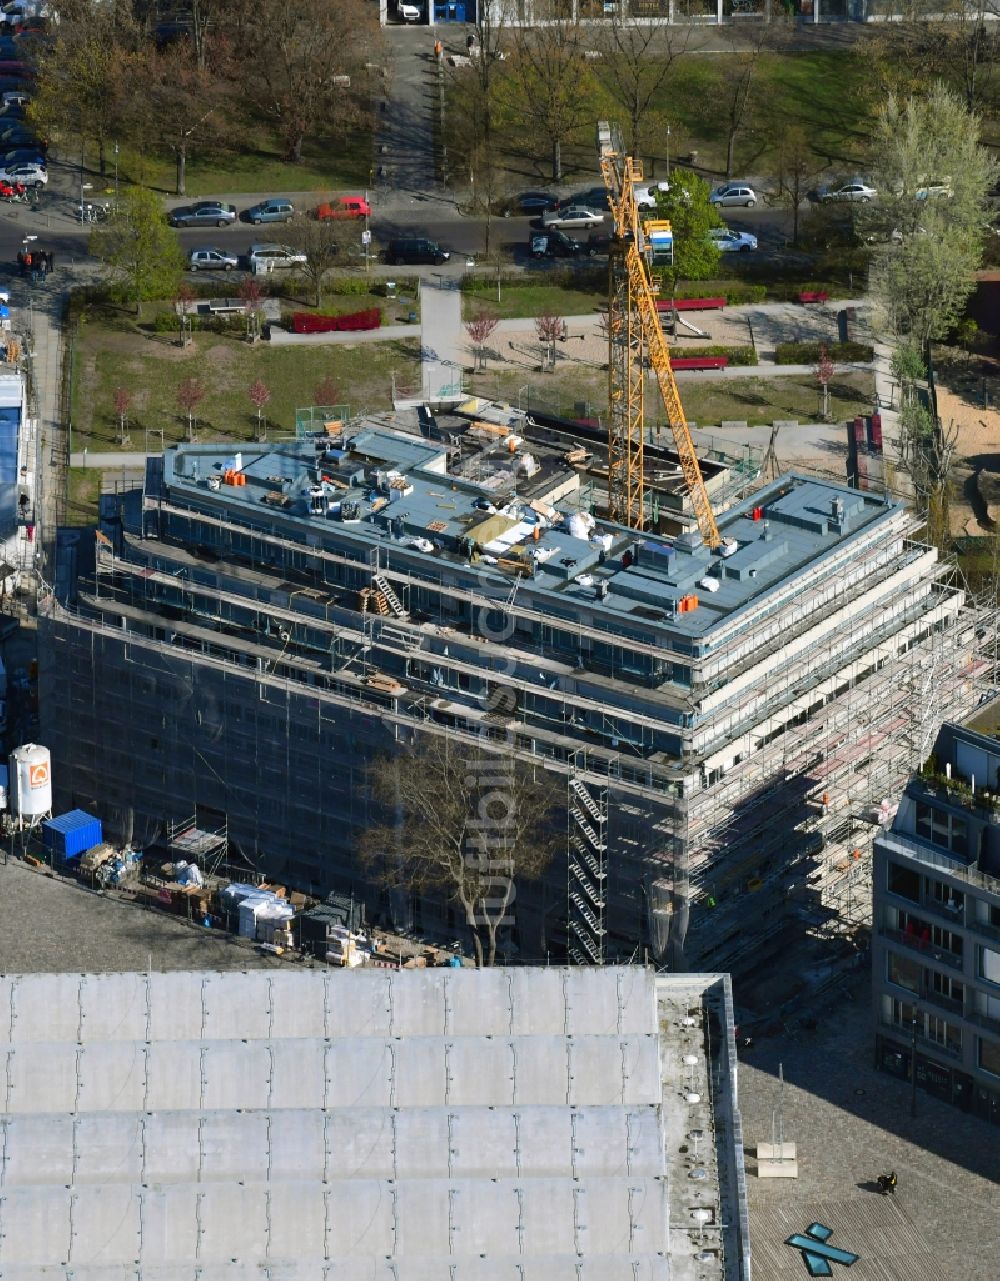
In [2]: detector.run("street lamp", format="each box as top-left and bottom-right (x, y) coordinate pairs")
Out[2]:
(910, 1013), (919, 1118)
(666, 125), (671, 180)
(80, 179), (92, 222)
(113, 143), (119, 203)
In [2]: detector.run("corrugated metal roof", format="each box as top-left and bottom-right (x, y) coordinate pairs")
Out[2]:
(0, 968), (673, 1279)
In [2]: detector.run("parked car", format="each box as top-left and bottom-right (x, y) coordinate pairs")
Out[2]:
(915, 179), (952, 200)
(0, 158), (42, 185)
(572, 185), (611, 211)
(188, 246), (239, 271)
(634, 181), (669, 210)
(169, 201), (237, 228)
(315, 195), (371, 220)
(1, 89), (28, 106)
(709, 226), (757, 253)
(385, 236), (449, 265)
(244, 198), (294, 225)
(2, 147), (43, 167)
(248, 242), (307, 273)
(529, 228), (584, 259)
(398, 2), (422, 20)
(818, 179), (876, 203)
(709, 183), (758, 209)
(586, 231), (612, 256)
(542, 205), (604, 230)
(514, 189), (560, 214)
(0, 123), (37, 144)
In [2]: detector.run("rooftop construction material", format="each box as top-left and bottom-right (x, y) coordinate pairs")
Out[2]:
(0, 966), (750, 1281)
(38, 407), (984, 970)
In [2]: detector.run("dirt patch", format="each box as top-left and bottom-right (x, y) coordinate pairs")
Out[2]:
(933, 352), (1000, 534)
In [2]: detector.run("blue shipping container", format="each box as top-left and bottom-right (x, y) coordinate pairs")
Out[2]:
(42, 809), (103, 862)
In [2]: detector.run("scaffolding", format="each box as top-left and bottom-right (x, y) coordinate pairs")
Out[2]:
(39, 459), (987, 972)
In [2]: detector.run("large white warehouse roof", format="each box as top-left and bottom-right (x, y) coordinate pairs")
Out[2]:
(0, 967), (746, 1281)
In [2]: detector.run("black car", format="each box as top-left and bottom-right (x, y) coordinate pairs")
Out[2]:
(515, 189), (560, 214)
(385, 237), (450, 266)
(529, 229), (584, 259)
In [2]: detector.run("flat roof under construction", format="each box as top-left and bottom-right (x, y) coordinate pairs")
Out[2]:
(157, 417), (902, 645)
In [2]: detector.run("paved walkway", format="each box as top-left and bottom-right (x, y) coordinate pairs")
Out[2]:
(739, 974), (999, 1281)
(418, 277), (466, 401)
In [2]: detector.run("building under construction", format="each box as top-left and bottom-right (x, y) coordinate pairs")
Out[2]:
(38, 408), (984, 972)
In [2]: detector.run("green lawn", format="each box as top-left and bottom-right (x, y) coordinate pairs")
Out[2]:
(453, 47), (872, 191)
(66, 467), (101, 526)
(680, 372), (874, 427)
(471, 367), (873, 429)
(463, 280), (606, 320)
(70, 308), (421, 451)
(87, 108), (374, 198)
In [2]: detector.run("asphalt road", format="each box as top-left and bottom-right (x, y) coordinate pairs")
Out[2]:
(0, 161), (797, 284)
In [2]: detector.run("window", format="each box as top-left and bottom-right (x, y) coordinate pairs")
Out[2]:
(926, 1014), (961, 1054)
(897, 910), (963, 958)
(915, 802), (968, 855)
(887, 862), (920, 902)
(978, 1038), (1000, 1078)
(887, 951), (921, 994)
(931, 972), (963, 1005)
(979, 946), (1000, 985)
(929, 879), (964, 911)
(889, 997), (917, 1028)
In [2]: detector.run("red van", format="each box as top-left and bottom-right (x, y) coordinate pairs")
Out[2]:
(315, 196), (371, 221)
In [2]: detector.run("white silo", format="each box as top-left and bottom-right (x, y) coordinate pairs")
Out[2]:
(10, 743), (52, 821)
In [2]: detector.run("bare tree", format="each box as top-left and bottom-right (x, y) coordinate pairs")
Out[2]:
(465, 309), (500, 371)
(249, 377), (271, 439)
(361, 738), (559, 967)
(175, 282), (196, 347)
(177, 376), (205, 441)
(314, 373), (340, 405)
(239, 275), (264, 343)
(134, 43), (230, 196)
(816, 345), (834, 421)
(283, 211), (360, 307)
(775, 123), (818, 248)
(508, 18), (592, 183)
(112, 385), (131, 447)
(597, 12), (689, 160)
(232, 0), (381, 163)
(719, 30), (767, 179)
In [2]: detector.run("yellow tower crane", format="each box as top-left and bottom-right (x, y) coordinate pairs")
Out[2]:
(597, 121), (722, 549)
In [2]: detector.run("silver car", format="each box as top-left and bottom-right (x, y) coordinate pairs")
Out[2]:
(542, 205), (604, 230)
(189, 247), (239, 271)
(819, 180), (876, 203)
(248, 243), (307, 274)
(709, 183), (757, 209)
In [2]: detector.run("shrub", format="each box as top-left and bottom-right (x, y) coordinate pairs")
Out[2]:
(773, 340), (874, 365)
(674, 283), (767, 305)
(695, 345), (757, 366)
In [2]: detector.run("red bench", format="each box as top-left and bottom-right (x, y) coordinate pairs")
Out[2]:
(656, 297), (727, 313)
(798, 290), (829, 304)
(869, 413), (883, 451)
(671, 356), (729, 370)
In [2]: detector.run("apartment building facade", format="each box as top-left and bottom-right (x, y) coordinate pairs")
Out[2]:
(873, 722), (1000, 1124)
(39, 409), (981, 971)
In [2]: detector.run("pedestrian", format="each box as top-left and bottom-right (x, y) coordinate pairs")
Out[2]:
(16, 250), (23, 275)
(433, 38), (442, 61)
(47, 251), (54, 272)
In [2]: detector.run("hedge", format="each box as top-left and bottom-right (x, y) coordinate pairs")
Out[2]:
(773, 341), (874, 365)
(292, 307), (381, 334)
(687, 344), (758, 366)
(674, 283), (767, 306)
(152, 311), (244, 335)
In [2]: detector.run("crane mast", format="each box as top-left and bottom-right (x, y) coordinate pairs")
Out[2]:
(597, 121), (722, 550)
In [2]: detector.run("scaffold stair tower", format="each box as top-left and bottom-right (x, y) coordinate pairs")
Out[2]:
(567, 765), (609, 965)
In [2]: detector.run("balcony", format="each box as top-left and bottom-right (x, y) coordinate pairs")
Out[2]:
(919, 986), (964, 1016)
(918, 896), (966, 927)
(880, 926), (963, 970)
(968, 915), (1000, 946)
(878, 1016), (963, 1059)
(965, 1007), (1000, 1037)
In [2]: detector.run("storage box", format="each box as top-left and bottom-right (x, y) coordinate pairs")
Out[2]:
(42, 809), (103, 862)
